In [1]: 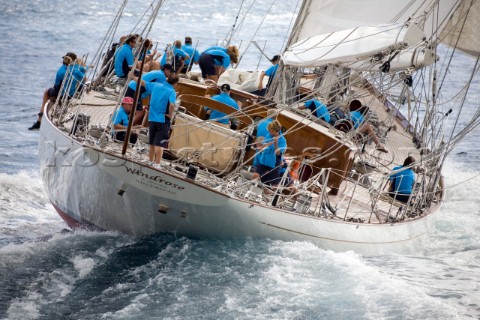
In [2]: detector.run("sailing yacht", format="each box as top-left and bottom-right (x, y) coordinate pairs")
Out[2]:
(37, 0), (480, 254)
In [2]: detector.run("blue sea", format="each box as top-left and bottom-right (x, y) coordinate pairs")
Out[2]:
(1, 1), (479, 319)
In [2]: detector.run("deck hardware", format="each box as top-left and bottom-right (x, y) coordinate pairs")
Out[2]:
(245, 183), (262, 202)
(158, 204), (168, 214)
(293, 193), (312, 213)
(186, 164), (198, 180)
(117, 183), (126, 196)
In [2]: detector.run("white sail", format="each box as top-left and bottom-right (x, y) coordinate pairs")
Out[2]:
(288, 0), (480, 58)
(439, 0), (480, 56)
(283, 23), (425, 67)
(288, 0), (461, 46)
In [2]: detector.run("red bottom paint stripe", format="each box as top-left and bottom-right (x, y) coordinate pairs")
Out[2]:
(51, 202), (91, 230)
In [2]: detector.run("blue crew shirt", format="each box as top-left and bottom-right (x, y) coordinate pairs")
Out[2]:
(206, 50), (230, 69)
(146, 82), (176, 123)
(256, 118), (273, 138)
(205, 92), (239, 124)
(390, 166), (415, 194)
(253, 117), (274, 166)
(160, 47), (189, 66)
(304, 99), (330, 123)
(111, 106), (130, 133)
(62, 65), (85, 97)
(203, 46), (227, 54)
(258, 133), (287, 168)
(53, 65), (68, 88)
(142, 70), (167, 84)
(128, 70), (167, 99)
(349, 111), (364, 129)
(265, 64), (278, 78)
(182, 44), (200, 66)
(114, 44), (134, 77)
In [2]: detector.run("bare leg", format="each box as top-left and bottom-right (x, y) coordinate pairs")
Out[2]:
(358, 123), (387, 152)
(175, 61), (185, 75)
(154, 146), (163, 164)
(133, 110), (145, 126)
(141, 110), (149, 127)
(38, 89), (52, 122)
(149, 145), (155, 162)
(148, 61), (160, 71)
(358, 123), (379, 145)
(206, 75), (219, 83)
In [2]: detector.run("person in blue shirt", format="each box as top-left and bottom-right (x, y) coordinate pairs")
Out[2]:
(202, 46), (227, 54)
(160, 40), (189, 75)
(347, 99), (388, 153)
(256, 109), (276, 139)
(126, 64), (174, 125)
(204, 84), (239, 126)
(388, 156), (416, 203)
(111, 96), (138, 144)
(138, 39), (152, 62)
(252, 120), (287, 186)
(198, 46), (239, 83)
(181, 36), (200, 74)
(298, 99), (331, 123)
(256, 54), (280, 96)
(142, 75), (179, 168)
(29, 52), (78, 130)
(252, 109), (276, 166)
(98, 40), (121, 79)
(114, 34), (138, 79)
(62, 58), (87, 98)
(202, 45), (238, 59)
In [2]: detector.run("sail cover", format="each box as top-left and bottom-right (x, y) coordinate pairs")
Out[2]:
(283, 23), (425, 67)
(288, 0), (480, 57)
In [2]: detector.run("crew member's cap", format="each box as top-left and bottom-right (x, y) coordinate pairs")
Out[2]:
(63, 52), (77, 61)
(162, 63), (174, 71)
(122, 96), (134, 104)
(220, 83), (231, 92)
(185, 36), (192, 44)
(270, 54), (280, 63)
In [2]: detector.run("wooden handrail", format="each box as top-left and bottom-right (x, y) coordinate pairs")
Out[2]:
(178, 94), (254, 126)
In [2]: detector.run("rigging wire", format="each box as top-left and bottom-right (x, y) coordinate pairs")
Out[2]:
(236, 0), (276, 67)
(224, 0), (247, 46)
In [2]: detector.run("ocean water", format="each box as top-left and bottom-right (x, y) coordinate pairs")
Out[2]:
(1, 0), (479, 319)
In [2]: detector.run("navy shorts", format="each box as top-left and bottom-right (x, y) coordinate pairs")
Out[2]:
(125, 86), (146, 111)
(115, 131), (138, 144)
(270, 171), (293, 187)
(254, 164), (280, 186)
(388, 192), (411, 203)
(47, 86), (60, 97)
(149, 120), (170, 147)
(199, 53), (216, 78)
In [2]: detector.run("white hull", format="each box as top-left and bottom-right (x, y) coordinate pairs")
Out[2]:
(39, 115), (436, 255)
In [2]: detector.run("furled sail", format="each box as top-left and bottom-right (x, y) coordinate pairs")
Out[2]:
(345, 48), (438, 72)
(282, 23), (426, 67)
